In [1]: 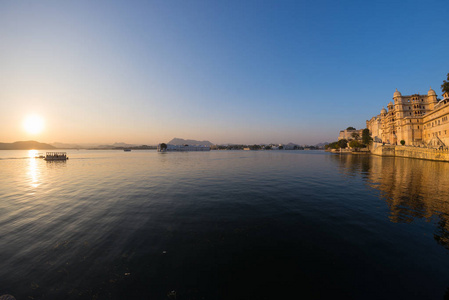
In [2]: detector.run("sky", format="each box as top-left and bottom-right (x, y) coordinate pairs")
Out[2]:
(1, 0), (448, 145)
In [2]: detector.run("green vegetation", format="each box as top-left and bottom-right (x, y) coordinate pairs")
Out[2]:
(349, 140), (365, 148)
(325, 143), (336, 150)
(400, 140), (405, 145)
(442, 73), (449, 94)
(160, 143), (167, 150)
(338, 139), (348, 148)
(326, 129), (373, 151)
(326, 139), (348, 150)
(362, 128), (372, 145)
(346, 126), (356, 130)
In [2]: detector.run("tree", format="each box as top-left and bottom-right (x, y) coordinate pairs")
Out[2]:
(337, 139), (348, 149)
(346, 126), (356, 130)
(159, 143), (167, 151)
(441, 73), (449, 95)
(325, 142), (339, 150)
(362, 128), (373, 145)
(326, 140), (348, 150)
(400, 140), (405, 145)
(349, 140), (365, 148)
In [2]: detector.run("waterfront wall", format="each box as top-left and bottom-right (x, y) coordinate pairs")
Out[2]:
(370, 143), (449, 162)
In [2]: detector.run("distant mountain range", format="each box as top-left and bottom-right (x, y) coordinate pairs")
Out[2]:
(167, 138), (214, 146)
(50, 142), (143, 149)
(97, 142), (139, 149)
(0, 141), (55, 150)
(51, 142), (82, 149)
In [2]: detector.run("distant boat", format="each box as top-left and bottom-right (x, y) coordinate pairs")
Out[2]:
(44, 152), (68, 161)
(124, 149), (131, 152)
(34, 153), (45, 159)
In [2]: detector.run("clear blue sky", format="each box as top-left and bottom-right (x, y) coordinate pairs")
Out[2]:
(1, 0), (448, 145)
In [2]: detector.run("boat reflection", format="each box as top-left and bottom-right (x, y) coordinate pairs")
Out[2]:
(330, 154), (449, 250)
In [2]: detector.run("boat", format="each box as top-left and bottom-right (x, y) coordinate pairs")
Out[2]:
(124, 149), (131, 152)
(34, 153), (45, 159)
(44, 152), (69, 161)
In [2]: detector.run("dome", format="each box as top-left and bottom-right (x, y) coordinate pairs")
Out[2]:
(428, 87), (436, 96)
(381, 107), (387, 114)
(388, 101), (393, 107)
(393, 88), (402, 98)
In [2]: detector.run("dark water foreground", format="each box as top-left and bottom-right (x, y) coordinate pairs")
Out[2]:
(0, 150), (448, 299)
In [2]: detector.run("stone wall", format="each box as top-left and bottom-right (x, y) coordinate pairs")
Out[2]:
(370, 144), (449, 162)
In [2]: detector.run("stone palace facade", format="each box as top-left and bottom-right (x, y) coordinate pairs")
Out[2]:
(366, 88), (449, 148)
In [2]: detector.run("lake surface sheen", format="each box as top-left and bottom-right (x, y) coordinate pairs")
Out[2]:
(1, 150), (448, 299)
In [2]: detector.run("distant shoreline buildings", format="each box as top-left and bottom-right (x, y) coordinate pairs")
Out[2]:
(338, 128), (364, 141)
(366, 88), (449, 148)
(157, 144), (211, 152)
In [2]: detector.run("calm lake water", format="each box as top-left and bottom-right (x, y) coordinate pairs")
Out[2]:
(0, 150), (448, 299)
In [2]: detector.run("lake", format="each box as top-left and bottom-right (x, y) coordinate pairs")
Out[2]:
(0, 150), (448, 299)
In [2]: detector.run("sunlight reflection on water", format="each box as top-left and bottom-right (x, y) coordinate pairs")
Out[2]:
(27, 156), (39, 188)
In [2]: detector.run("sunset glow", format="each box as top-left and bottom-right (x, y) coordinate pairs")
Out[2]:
(1, 1), (447, 145)
(23, 115), (44, 135)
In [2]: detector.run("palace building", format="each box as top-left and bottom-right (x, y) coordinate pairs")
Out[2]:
(366, 88), (449, 148)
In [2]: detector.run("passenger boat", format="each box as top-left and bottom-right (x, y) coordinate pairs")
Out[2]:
(124, 149), (131, 152)
(44, 152), (69, 161)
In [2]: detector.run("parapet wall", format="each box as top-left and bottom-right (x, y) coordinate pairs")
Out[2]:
(371, 144), (449, 162)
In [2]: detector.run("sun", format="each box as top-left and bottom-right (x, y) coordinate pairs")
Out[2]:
(23, 115), (45, 134)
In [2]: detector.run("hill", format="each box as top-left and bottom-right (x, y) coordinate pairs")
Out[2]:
(0, 141), (56, 150)
(167, 138), (213, 146)
(51, 142), (82, 149)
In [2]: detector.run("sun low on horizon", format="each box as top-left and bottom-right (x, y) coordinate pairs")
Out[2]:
(23, 114), (45, 135)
